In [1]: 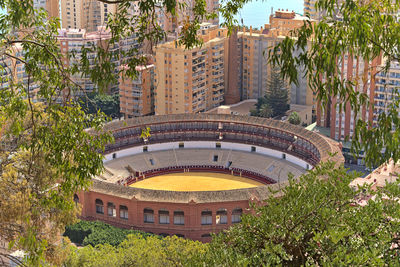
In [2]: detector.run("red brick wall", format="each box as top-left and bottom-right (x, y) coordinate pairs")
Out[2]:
(77, 190), (249, 242)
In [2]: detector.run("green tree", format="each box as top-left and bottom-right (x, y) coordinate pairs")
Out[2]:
(80, 93), (121, 119)
(288, 111), (301, 125)
(205, 161), (400, 266)
(0, 2), (113, 265)
(265, 68), (289, 117)
(64, 220), (153, 247)
(270, 0), (400, 167)
(258, 103), (274, 118)
(65, 234), (208, 267)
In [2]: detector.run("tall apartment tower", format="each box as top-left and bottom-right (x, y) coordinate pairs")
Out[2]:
(304, 0), (342, 21)
(61, 0), (116, 30)
(34, 0), (60, 18)
(58, 28), (119, 95)
(374, 60), (400, 126)
(154, 23), (227, 115)
(120, 65), (155, 118)
(316, 55), (381, 141)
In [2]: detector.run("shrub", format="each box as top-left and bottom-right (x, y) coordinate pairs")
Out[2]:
(64, 220), (153, 247)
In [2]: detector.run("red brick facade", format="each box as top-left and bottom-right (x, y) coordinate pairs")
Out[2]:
(77, 190), (248, 242)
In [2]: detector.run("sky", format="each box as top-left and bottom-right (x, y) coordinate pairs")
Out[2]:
(0, 0), (304, 28)
(227, 0), (304, 28)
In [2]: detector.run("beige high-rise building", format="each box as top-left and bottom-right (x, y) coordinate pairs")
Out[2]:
(236, 10), (313, 104)
(120, 64), (155, 118)
(304, 0), (342, 21)
(154, 23), (227, 115)
(61, 0), (116, 31)
(34, 0), (60, 18)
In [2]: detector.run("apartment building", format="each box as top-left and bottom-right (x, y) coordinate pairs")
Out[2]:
(269, 9), (311, 36)
(316, 55), (382, 141)
(34, 0), (59, 18)
(154, 23), (227, 115)
(304, 0), (343, 21)
(58, 27), (119, 95)
(373, 60), (400, 126)
(61, 0), (116, 31)
(236, 10), (312, 105)
(120, 64), (155, 118)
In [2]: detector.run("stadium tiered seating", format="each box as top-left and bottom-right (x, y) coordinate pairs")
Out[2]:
(101, 148), (306, 185)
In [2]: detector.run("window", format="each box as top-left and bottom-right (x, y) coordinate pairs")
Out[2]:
(213, 155), (218, 162)
(179, 142), (184, 148)
(143, 146), (148, 152)
(216, 142), (221, 148)
(159, 209), (170, 224)
(95, 199), (104, 214)
(144, 208), (154, 223)
(201, 210), (212, 225)
(216, 208), (227, 224)
(251, 146), (256, 152)
(107, 202), (116, 217)
(232, 208), (242, 223)
(174, 211), (185, 225)
(120, 205), (128, 219)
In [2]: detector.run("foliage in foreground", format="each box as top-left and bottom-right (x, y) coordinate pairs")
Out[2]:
(271, 0), (400, 167)
(205, 161), (400, 266)
(64, 220), (153, 247)
(65, 234), (208, 267)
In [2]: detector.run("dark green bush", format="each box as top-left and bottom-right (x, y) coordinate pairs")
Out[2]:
(64, 220), (153, 247)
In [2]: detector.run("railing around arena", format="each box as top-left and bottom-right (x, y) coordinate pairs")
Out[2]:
(116, 165), (277, 187)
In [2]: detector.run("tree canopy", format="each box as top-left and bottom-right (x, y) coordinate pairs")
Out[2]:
(205, 161), (400, 266)
(65, 234), (207, 267)
(288, 111), (301, 125)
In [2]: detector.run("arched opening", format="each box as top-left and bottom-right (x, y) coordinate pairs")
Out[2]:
(144, 208), (154, 223)
(232, 208), (242, 223)
(107, 202), (116, 217)
(159, 209), (170, 224)
(95, 199), (104, 214)
(120, 205), (128, 220)
(201, 210), (212, 225)
(216, 208), (227, 224)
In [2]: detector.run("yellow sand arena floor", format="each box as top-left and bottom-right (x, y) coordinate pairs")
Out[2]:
(130, 172), (263, 191)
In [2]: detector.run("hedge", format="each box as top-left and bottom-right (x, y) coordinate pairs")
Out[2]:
(64, 220), (153, 247)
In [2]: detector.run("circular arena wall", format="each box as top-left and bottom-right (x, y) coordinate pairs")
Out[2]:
(77, 114), (343, 242)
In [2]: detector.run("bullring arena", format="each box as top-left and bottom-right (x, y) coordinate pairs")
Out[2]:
(76, 114), (343, 242)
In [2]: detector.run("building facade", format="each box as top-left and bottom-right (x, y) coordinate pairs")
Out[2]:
(120, 64), (155, 118)
(61, 0), (116, 31)
(154, 23), (228, 115)
(316, 55), (381, 141)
